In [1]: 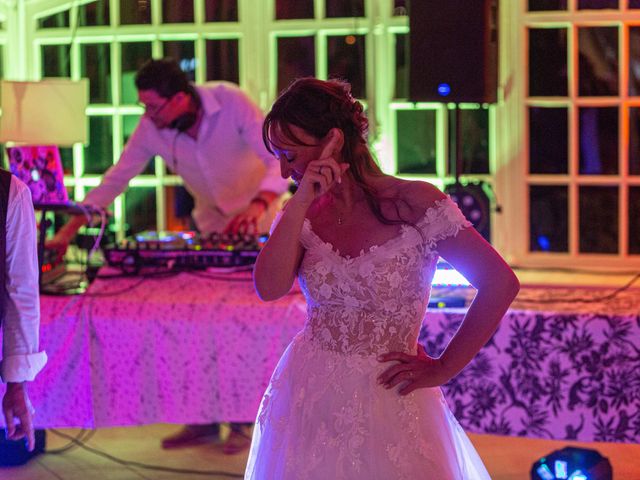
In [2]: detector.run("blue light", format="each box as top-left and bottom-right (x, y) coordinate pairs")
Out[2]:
(555, 460), (568, 479)
(536, 464), (555, 480)
(437, 83), (451, 96)
(568, 471), (588, 480)
(537, 235), (551, 251)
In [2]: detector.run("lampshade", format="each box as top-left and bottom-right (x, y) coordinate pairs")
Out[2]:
(0, 79), (88, 146)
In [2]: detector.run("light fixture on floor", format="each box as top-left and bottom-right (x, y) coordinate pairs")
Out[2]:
(531, 446), (612, 480)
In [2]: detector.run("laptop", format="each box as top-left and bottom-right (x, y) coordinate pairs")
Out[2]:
(6, 145), (69, 206)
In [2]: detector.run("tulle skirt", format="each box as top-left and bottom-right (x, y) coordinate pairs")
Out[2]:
(245, 332), (491, 480)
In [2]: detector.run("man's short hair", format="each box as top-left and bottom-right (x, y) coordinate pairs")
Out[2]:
(135, 58), (192, 99)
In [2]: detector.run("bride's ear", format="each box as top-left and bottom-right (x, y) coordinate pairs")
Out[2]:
(324, 128), (344, 156)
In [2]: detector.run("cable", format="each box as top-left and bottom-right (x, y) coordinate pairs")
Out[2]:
(46, 429), (95, 455)
(47, 429), (244, 478)
(514, 271), (640, 305)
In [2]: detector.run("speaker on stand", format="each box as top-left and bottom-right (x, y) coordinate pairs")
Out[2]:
(409, 0), (499, 243)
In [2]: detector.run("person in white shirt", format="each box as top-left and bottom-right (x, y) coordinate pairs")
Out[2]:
(1, 172), (48, 452)
(51, 58), (289, 244)
(49, 59), (289, 453)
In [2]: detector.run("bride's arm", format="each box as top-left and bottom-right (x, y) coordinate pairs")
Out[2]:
(378, 213), (520, 394)
(253, 198), (308, 301)
(432, 228), (520, 378)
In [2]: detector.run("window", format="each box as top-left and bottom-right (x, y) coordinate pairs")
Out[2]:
(523, 3), (640, 265)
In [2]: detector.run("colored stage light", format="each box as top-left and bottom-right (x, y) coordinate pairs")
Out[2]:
(432, 260), (471, 287)
(531, 447), (612, 480)
(437, 83), (451, 96)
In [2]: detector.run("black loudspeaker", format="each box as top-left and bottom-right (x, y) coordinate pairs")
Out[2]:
(0, 429), (46, 466)
(409, 0), (499, 103)
(445, 182), (491, 243)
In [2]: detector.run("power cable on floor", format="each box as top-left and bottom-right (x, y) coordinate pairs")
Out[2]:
(47, 429), (244, 478)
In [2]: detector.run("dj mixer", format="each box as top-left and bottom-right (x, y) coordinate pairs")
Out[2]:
(103, 231), (267, 274)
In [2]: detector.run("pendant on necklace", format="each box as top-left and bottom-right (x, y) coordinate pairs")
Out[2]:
(338, 216), (343, 226)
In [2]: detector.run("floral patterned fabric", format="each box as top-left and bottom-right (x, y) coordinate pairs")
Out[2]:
(422, 308), (640, 443)
(246, 198), (491, 480)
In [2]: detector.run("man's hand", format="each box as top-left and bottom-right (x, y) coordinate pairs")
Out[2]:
(224, 202), (267, 235)
(224, 191), (279, 234)
(3, 382), (36, 451)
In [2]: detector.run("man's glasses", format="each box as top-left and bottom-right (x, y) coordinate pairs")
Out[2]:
(138, 97), (171, 116)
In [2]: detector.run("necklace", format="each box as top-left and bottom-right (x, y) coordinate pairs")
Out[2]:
(338, 215), (343, 226)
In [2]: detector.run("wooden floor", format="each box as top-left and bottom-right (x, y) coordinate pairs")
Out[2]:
(2, 424), (638, 479)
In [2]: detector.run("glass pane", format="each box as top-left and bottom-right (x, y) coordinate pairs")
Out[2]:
(579, 107), (618, 175)
(395, 33), (409, 99)
(529, 107), (568, 174)
(396, 109), (437, 174)
(166, 186), (194, 230)
(84, 116), (113, 175)
(121, 42), (152, 105)
(206, 39), (239, 84)
(120, 0), (151, 24)
(578, 27), (619, 97)
(529, 28), (568, 97)
(631, 107), (640, 175)
(528, 0), (567, 10)
(60, 147), (74, 175)
(205, 0), (238, 21)
(81, 44), (111, 103)
(393, 0), (408, 16)
(79, 0), (110, 26)
(579, 186), (618, 253)
(326, 0), (364, 17)
(120, 42), (151, 105)
(42, 44), (71, 77)
(163, 41), (196, 82)
(38, 11), (70, 29)
(125, 187), (157, 233)
(277, 37), (315, 94)
(529, 185), (568, 252)
(630, 187), (640, 254)
(327, 35), (366, 99)
(123, 115), (154, 175)
(448, 108), (490, 175)
(276, 0), (313, 19)
(630, 27), (640, 96)
(578, 0), (618, 8)
(163, 0), (194, 23)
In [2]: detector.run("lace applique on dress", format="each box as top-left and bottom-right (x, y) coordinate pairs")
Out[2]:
(247, 196), (489, 480)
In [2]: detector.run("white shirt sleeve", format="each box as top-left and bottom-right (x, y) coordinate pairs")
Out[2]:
(0, 177), (47, 382)
(83, 119), (157, 208)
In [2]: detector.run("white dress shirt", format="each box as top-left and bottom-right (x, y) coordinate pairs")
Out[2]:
(0, 176), (47, 383)
(83, 82), (289, 234)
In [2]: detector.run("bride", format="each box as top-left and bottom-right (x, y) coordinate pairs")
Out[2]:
(246, 77), (520, 479)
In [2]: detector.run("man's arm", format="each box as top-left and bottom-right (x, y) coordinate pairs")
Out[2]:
(49, 118), (157, 252)
(2, 178), (48, 451)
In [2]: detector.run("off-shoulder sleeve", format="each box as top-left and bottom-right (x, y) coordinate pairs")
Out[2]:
(418, 197), (473, 251)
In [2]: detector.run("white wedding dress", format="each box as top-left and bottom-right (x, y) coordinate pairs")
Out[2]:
(245, 198), (491, 479)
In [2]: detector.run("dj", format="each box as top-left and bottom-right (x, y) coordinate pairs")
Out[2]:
(49, 58), (289, 453)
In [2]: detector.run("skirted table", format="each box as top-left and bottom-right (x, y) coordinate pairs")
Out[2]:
(2, 271), (638, 443)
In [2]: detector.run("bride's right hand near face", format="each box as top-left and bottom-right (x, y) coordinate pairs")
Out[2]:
(291, 132), (350, 207)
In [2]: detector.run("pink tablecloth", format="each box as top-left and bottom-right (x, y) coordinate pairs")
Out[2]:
(2, 270), (306, 428)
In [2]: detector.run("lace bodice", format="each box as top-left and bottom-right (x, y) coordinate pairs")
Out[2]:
(295, 197), (471, 356)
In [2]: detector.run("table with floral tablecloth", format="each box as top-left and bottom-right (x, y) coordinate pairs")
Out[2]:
(1, 274), (637, 444)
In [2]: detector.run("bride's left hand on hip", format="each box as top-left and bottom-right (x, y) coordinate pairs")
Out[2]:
(376, 346), (452, 395)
